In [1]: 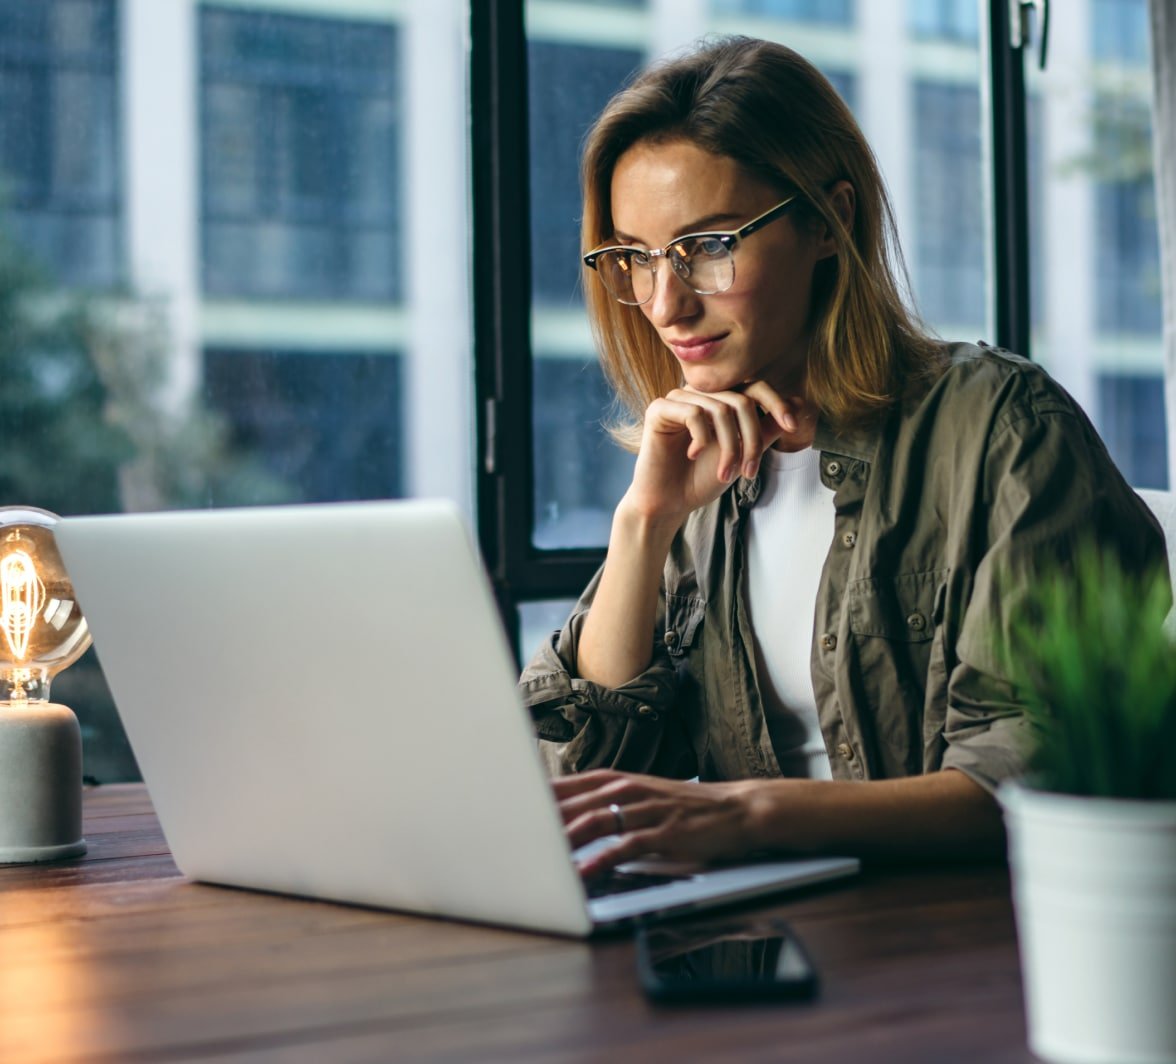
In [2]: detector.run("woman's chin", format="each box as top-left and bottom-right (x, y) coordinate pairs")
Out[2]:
(680, 365), (743, 394)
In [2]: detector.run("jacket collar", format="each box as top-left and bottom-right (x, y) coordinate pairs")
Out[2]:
(733, 415), (883, 508)
(813, 415), (882, 465)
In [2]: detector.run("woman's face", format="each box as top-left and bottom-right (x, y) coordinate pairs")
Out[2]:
(609, 138), (831, 396)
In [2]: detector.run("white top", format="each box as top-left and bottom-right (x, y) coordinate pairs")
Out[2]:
(744, 447), (835, 779)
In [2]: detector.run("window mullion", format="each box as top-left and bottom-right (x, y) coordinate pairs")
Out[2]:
(988, 0), (1034, 358)
(470, 0), (534, 652)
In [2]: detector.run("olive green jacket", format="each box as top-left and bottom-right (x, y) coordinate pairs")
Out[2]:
(519, 344), (1168, 794)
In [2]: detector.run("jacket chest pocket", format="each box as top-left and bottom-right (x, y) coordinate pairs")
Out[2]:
(846, 570), (946, 772)
(847, 570), (944, 643)
(662, 591), (706, 658)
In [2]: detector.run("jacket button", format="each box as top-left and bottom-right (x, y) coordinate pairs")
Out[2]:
(841, 531), (857, 548)
(836, 742), (855, 761)
(825, 460), (842, 478)
(663, 629), (679, 649)
(820, 632), (837, 651)
(636, 704), (657, 718)
(906, 611), (926, 632)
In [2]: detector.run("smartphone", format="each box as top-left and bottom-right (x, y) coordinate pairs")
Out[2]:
(636, 916), (818, 1004)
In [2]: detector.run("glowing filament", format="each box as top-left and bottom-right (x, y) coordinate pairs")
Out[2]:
(1, 550), (45, 661)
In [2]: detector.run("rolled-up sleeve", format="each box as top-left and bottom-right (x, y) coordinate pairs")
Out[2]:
(518, 567), (697, 778)
(946, 373), (1169, 793)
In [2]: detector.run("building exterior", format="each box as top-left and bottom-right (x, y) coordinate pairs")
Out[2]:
(1, 0), (471, 518)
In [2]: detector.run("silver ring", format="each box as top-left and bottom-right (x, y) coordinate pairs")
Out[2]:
(608, 803), (626, 835)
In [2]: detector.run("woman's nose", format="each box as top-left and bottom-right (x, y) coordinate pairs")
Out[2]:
(643, 261), (701, 327)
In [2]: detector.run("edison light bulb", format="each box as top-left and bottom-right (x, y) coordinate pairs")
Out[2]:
(0, 507), (92, 702)
(0, 507), (90, 863)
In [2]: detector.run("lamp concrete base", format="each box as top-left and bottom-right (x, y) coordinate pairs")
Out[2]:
(0, 701), (87, 864)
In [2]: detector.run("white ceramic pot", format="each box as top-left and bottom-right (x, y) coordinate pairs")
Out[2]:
(999, 783), (1176, 1064)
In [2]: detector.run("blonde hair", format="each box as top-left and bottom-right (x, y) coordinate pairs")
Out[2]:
(581, 36), (945, 450)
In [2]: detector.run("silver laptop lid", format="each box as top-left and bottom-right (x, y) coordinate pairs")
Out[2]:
(57, 501), (594, 936)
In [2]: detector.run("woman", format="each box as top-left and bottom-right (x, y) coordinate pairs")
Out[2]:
(519, 36), (1166, 876)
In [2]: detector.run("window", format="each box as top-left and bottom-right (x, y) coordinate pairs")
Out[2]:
(0, 0), (120, 288)
(909, 0), (980, 42)
(4, 1), (471, 782)
(711, 0), (853, 23)
(1028, 0), (1166, 489)
(200, 7), (401, 301)
(517, 0), (990, 568)
(532, 358), (634, 549)
(911, 81), (985, 331)
(528, 41), (641, 308)
(1092, 0), (1149, 64)
(528, 37), (642, 548)
(825, 70), (857, 113)
(204, 349), (404, 504)
(1094, 99), (1162, 335)
(1098, 372), (1168, 489)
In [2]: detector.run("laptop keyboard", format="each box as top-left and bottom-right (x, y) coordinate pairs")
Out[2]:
(584, 868), (689, 899)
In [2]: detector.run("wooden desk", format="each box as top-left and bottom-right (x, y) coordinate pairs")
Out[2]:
(0, 785), (1031, 1062)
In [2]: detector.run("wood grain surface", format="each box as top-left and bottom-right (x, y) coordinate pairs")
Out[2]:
(0, 785), (1032, 1063)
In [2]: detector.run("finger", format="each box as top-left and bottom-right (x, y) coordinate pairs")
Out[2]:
(678, 387), (767, 478)
(680, 405), (714, 462)
(644, 396), (716, 465)
(576, 829), (663, 879)
(564, 792), (665, 847)
(700, 389), (776, 479)
(665, 389), (743, 482)
(740, 380), (798, 436)
(557, 777), (650, 827)
(721, 391), (769, 479)
(682, 376), (794, 425)
(565, 803), (628, 848)
(551, 769), (622, 801)
(554, 768), (661, 803)
(678, 384), (795, 476)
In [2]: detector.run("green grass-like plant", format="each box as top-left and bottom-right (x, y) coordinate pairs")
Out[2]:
(1006, 546), (1176, 800)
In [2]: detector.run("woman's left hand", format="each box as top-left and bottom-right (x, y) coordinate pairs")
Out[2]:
(552, 769), (761, 878)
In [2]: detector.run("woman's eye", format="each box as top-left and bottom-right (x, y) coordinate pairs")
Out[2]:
(692, 237), (726, 258)
(630, 250), (652, 268)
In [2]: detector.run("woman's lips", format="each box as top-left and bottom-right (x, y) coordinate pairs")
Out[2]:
(667, 334), (727, 362)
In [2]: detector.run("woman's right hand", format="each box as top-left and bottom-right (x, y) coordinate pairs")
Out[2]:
(622, 379), (809, 526)
(575, 379), (812, 689)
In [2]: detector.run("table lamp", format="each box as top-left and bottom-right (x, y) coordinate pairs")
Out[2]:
(0, 506), (91, 863)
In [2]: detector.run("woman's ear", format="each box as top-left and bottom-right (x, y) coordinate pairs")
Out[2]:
(815, 180), (855, 259)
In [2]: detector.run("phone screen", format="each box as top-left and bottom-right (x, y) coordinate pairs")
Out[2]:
(636, 917), (818, 1003)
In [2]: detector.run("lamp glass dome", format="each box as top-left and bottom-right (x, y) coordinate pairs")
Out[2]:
(0, 507), (91, 703)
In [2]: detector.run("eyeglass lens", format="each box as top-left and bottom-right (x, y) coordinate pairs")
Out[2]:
(597, 236), (734, 305)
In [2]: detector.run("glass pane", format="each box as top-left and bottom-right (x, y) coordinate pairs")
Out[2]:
(1029, 0), (1166, 487)
(912, 80), (985, 332)
(910, 0), (979, 41)
(0, 0), (120, 288)
(712, 0), (853, 22)
(526, 0), (989, 549)
(200, 9), (401, 301)
(527, 31), (641, 549)
(0, 1), (472, 781)
(519, 599), (578, 669)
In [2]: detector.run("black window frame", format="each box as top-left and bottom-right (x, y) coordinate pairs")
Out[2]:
(471, 1), (1038, 657)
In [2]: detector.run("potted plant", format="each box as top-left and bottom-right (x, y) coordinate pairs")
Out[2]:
(998, 546), (1176, 1064)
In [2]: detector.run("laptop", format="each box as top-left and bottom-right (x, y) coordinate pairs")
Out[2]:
(55, 501), (858, 937)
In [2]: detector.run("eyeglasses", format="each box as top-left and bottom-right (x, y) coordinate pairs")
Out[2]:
(583, 195), (799, 306)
